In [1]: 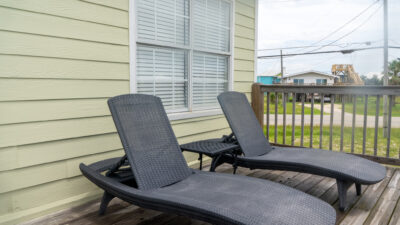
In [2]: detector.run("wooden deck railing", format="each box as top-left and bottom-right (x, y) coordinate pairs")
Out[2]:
(251, 83), (400, 166)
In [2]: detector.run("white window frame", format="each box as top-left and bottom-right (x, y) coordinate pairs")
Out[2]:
(129, 0), (235, 120)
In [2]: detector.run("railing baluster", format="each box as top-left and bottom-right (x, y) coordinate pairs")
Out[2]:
(310, 94), (314, 148)
(292, 93), (296, 146)
(351, 96), (357, 153)
(340, 96), (345, 152)
(283, 93), (287, 144)
(301, 94), (305, 146)
(319, 94), (324, 149)
(274, 92), (278, 143)
(329, 95), (335, 150)
(362, 95), (368, 155)
(386, 95), (393, 158)
(374, 95), (380, 156)
(266, 92), (270, 140)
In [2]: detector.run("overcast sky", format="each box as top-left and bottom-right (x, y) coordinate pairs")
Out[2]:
(257, 0), (400, 77)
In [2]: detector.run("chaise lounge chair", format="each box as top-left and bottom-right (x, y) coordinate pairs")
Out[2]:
(217, 91), (387, 211)
(80, 94), (336, 225)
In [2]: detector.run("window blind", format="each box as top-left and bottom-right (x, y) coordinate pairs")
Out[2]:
(137, 0), (189, 46)
(192, 52), (228, 109)
(136, 45), (188, 111)
(193, 0), (231, 52)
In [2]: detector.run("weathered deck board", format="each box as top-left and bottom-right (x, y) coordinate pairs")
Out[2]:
(22, 165), (398, 225)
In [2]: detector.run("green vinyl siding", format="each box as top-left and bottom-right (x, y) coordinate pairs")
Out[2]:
(0, 0), (256, 224)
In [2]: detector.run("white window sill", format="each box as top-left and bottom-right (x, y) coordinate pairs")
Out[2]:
(168, 109), (223, 121)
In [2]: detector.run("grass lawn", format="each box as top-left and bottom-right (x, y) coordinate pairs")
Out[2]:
(265, 99), (325, 115)
(339, 96), (400, 117)
(265, 125), (400, 158)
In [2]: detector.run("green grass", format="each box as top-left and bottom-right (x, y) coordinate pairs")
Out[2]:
(265, 100), (324, 115)
(265, 125), (400, 158)
(340, 96), (400, 117)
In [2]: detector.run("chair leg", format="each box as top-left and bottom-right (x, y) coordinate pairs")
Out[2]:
(210, 154), (222, 172)
(198, 153), (203, 170)
(233, 165), (238, 174)
(355, 183), (361, 196)
(99, 191), (114, 216)
(336, 179), (353, 211)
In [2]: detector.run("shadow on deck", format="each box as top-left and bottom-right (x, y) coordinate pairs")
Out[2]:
(22, 164), (400, 225)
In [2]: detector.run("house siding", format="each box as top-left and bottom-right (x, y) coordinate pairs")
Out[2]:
(0, 0), (256, 224)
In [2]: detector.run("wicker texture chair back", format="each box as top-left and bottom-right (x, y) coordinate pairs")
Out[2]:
(108, 94), (191, 190)
(218, 92), (272, 156)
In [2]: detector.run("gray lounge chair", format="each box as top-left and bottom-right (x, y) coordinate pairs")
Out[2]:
(217, 91), (387, 211)
(80, 94), (336, 225)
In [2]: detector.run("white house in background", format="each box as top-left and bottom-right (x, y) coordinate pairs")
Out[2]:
(282, 70), (338, 85)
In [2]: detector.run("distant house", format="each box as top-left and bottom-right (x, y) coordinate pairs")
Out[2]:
(281, 70), (338, 85)
(257, 75), (281, 84)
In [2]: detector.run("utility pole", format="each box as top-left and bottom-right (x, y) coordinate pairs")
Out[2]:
(383, 0), (389, 137)
(280, 49), (284, 80)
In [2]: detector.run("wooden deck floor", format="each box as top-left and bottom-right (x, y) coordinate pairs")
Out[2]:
(23, 165), (400, 225)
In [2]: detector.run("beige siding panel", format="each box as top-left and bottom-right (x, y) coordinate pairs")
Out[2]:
(81, 0), (129, 11)
(0, 192), (12, 215)
(171, 115), (222, 126)
(0, 7), (128, 45)
(4, 176), (98, 214)
(0, 162), (66, 194)
(0, 99), (110, 125)
(0, 188), (101, 225)
(235, 14), (255, 29)
(237, 0), (255, 8)
(0, 149), (122, 194)
(235, 25), (255, 40)
(179, 127), (231, 144)
(67, 150), (124, 178)
(235, 59), (254, 71)
(0, 79), (129, 101)
(0, 116), (116, 148)
(234, 71), (255, 82)
(173, 116), (229, 138)
(235, 36), (255, 50)
(235, 2), (255, 18)
(0, 31), (129, 62)
(234, 48), (254, 61)
(0, 55), (129, 80)
(0, 133), (122, 172)
(0, 0), (128, 28)
(234, 81), (253, 93)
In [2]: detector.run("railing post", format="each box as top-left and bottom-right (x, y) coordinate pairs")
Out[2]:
(252, 83), (264, 126)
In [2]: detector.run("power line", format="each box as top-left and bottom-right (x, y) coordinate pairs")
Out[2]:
(257, 41), (379, 51)
(258, 46), (400, 59)
(305, 4), (383, 53)
(294, 0), (380, 53)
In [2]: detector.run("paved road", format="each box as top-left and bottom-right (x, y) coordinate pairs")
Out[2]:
(264, 103), (400, 128)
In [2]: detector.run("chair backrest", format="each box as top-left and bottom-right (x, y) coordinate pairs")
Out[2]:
(218, 92), (272, 157)
(108, 94), (191, 190)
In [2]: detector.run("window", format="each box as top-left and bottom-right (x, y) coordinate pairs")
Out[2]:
(316, 79), (327, 85)
(132, 0), (233, 114)
(293, 79), (304, 85)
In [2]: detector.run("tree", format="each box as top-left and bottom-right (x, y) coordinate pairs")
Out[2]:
(388, 58), (400, 85)
(360, 74), (382, 85)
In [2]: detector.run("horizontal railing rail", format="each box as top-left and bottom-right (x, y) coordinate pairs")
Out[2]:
(252, 83), (400, 166)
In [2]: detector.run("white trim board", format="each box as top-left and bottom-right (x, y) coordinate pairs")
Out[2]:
(254, 0), (259, 82)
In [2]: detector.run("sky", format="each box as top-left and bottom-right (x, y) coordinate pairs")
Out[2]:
(257, 0), (400, 77)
